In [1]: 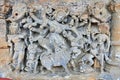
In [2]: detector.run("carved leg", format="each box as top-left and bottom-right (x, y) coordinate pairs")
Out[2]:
(63, 64), (70, 74)
(33, 60), (38, 73)
(16, 52), (25, 72)
(9, 42), (14, 63)
(12, 52), (18, 69)
(70, 60), (77, 71)
(100, 53), (104, 73)
(40, 66), (45, 74)
(47, 66), (56, 75)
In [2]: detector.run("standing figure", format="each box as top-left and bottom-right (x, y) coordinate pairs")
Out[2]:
(11, 35), (26, 72)
(25, 42), (42, 73)
(93, 33), (110, 73)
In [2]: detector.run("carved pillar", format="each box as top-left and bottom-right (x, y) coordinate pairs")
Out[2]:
(109, 2), (120, 61)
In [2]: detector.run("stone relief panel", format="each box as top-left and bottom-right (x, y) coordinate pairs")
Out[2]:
(0, 0), (120, 79)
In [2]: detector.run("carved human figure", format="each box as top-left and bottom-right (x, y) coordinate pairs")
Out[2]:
(11, 35), (26, 72)
(70, 46), (81, 71)
(25, 42), (42, 73)
(7, 35), (17, 64)
(93, 33), (110, 73)
(5, 1), (116, 76)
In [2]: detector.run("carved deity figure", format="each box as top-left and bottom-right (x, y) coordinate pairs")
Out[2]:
(11, 35), (26, 72)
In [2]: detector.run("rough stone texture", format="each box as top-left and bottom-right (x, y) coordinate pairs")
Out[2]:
(0, 0), (120, 80)
(0, 49), (9, 67)
(0, 19), (8, 48)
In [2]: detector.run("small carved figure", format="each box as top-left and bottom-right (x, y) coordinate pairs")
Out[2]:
(70, 46), (81, 71)
(11, 34), (26, 72)
(7, 35), (17, 64)
(45, 5), (55, 20)
(25, 42), (42, 73)
(93, 33), (110, 73)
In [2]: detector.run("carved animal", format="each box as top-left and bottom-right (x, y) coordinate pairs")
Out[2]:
(40, 47), (71, 74)
(40, 33), (70, 74)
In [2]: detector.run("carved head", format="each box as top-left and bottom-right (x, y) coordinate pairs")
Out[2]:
(10, 3), (28, 21)
(46, 5), (54, 14)
(54, 7), (69, 23)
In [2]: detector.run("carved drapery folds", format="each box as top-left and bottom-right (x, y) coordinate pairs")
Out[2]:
(5, 1), (120, 76)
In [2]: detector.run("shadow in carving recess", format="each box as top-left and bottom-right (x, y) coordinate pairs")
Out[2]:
(1, 0), (120, 80)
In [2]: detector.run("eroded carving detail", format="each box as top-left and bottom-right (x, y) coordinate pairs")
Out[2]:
(4, 1), (120, 78)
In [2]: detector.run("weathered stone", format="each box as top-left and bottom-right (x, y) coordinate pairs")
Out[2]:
(0, 49), (9, 67)
(0, 19), (8, 48)
(109, 2), (120, 61)
(0, 19), (6, 36)
(0, 0), (120, 80)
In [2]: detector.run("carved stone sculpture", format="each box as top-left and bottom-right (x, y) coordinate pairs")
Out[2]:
(10, 34), (26, 72)
(0, 0), (120, 80)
